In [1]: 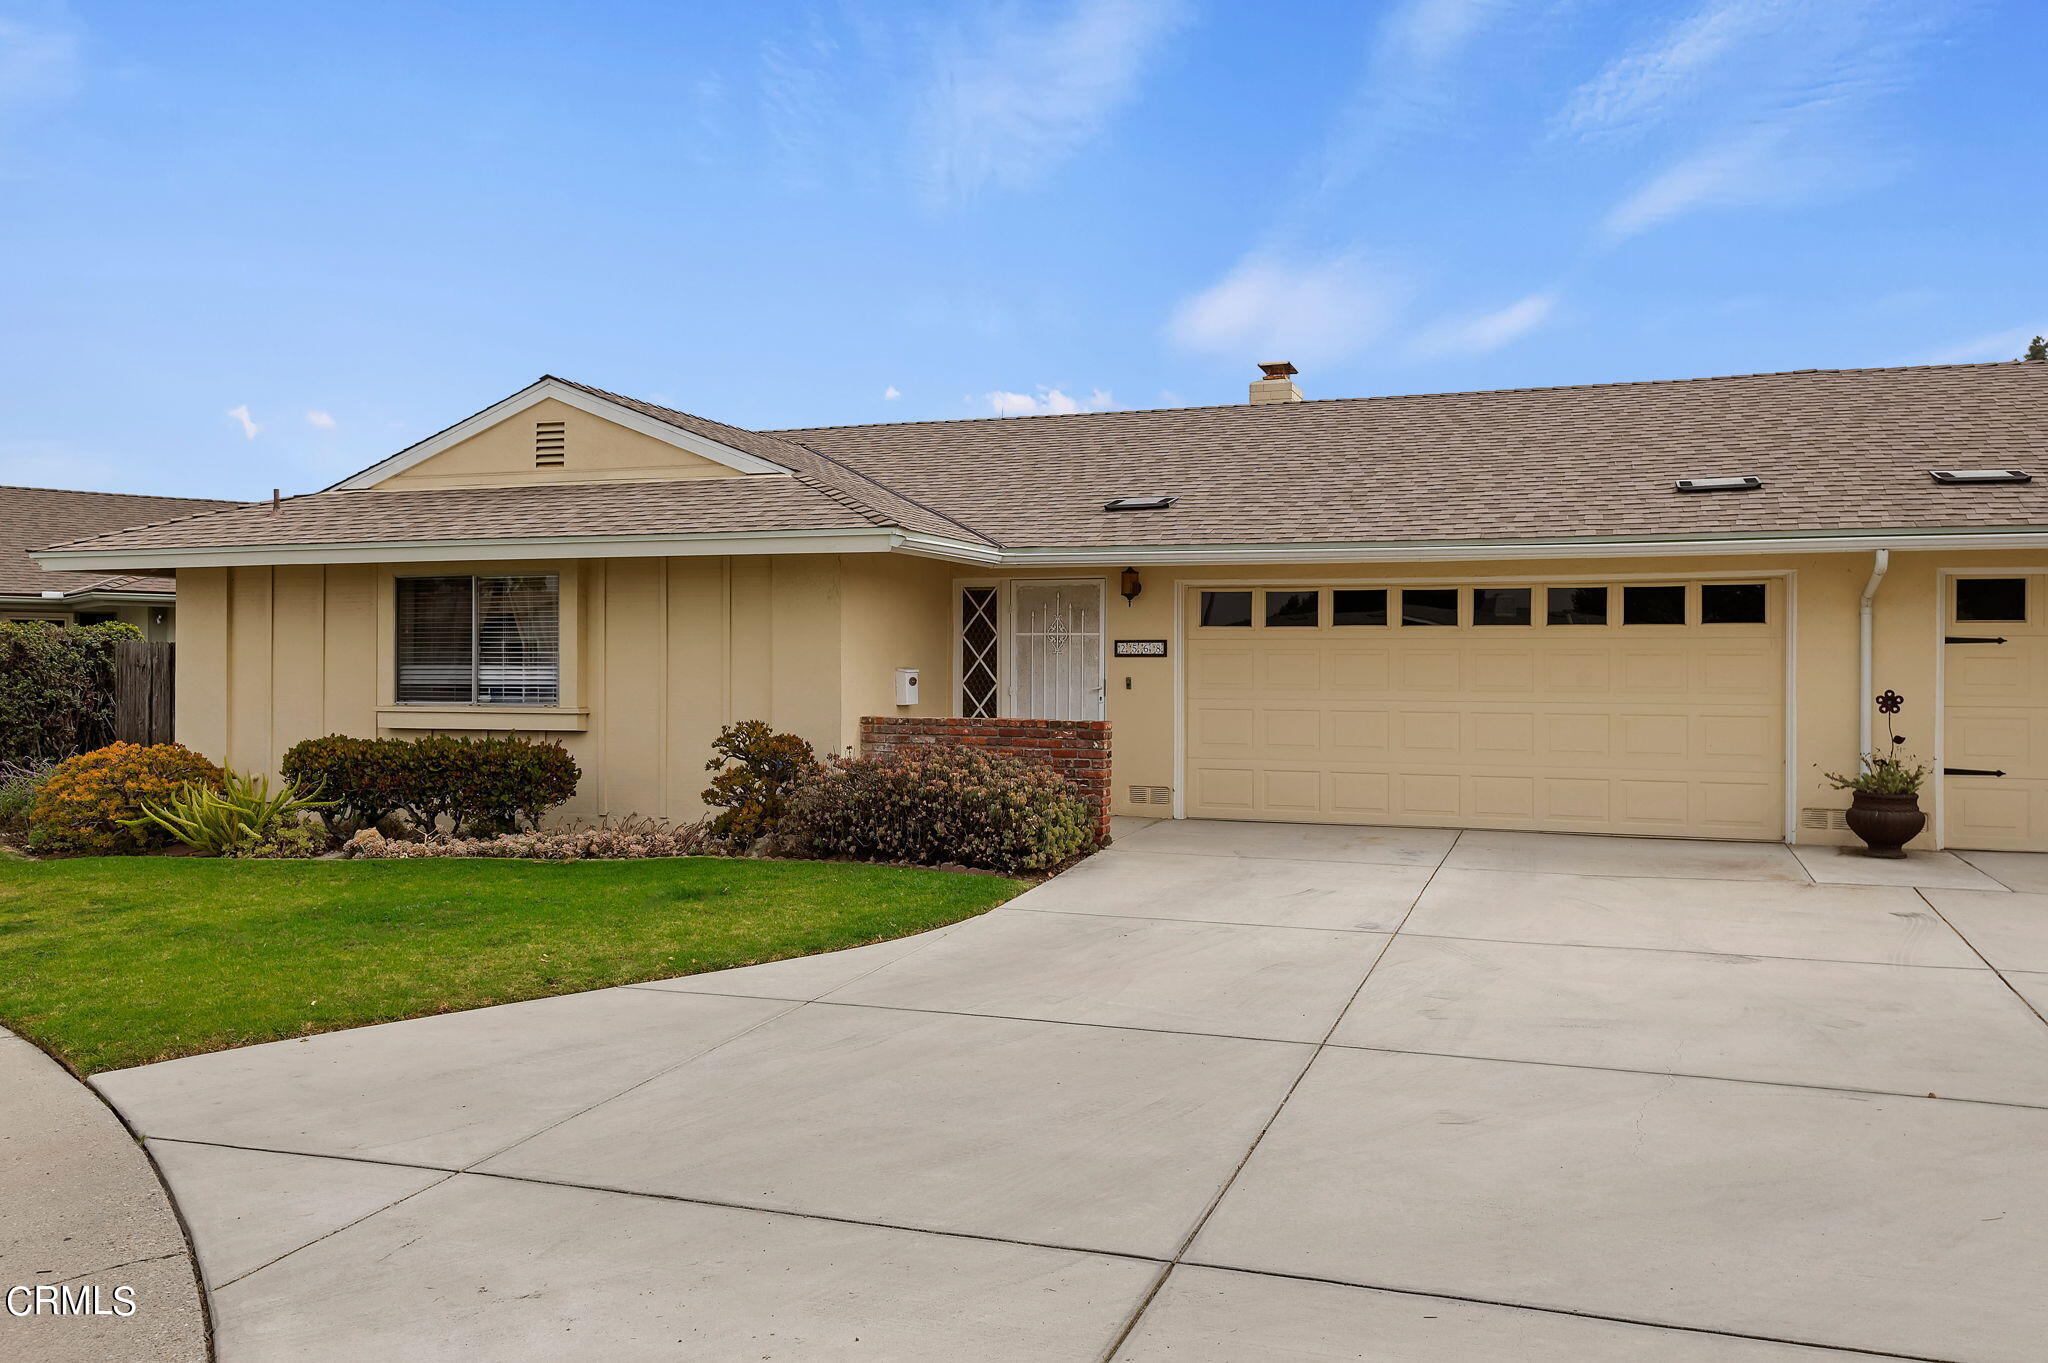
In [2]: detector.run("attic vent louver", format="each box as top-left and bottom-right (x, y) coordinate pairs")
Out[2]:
(535, 420), (567, 468)
(1104, 496), (1178, 512)
(1930, 469), (2030, 485)
(1674, 476), (1762, 494)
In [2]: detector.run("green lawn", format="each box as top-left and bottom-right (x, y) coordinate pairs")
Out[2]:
(0, 857), (1020, 1074)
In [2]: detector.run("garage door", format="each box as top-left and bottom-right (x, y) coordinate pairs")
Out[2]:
(1944, 573), (2048, 852)
(1183, 580), (1785, 838)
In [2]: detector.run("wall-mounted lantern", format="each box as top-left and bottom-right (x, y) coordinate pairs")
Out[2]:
(1120, 567), (1142, 605)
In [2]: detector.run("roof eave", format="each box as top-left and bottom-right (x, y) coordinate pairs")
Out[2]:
(991, 526), (2048, 566)
(29, 526), (1003, 571)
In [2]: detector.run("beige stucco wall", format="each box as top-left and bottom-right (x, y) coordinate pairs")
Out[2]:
(174, 552), (950, 826)
(378, 397), (746, 491)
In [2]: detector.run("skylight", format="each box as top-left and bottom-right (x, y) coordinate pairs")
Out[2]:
(1103, 496), (1178, 511)
(1930, 469), (2031, 485)
(1673, 476), (1763, 494)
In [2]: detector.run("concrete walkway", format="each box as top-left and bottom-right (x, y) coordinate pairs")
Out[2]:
(0, 1029), (207, 1363)
(91, 824), (2048, 1362)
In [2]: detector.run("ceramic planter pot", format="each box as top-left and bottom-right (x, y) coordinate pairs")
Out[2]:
(1844, 791), (1925, 859)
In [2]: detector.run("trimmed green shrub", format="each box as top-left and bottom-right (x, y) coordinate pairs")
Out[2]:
(280, 733), (580, 836)
(701, 721), (818, 845)
(780, 747), (1092, 874)
(0, 621), (141, 764)
(28, 742), (226, 853)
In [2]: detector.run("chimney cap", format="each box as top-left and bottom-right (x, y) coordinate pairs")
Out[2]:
(1257, 361), (1298, 379)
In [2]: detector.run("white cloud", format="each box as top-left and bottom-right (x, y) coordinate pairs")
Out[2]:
(1910, 325), (2048, 367)
(226, 404), (259, 439)
(1571, 0), (1960, 240)
(305, 409), (336, 430)
(915, 0), (1188, 206)
(1556, 0), (1783, 139)
(1599, 129), (1786, 241)
(1167, 251), (1410, 365)
(1411, 290), (1560, 356)
(882, 385), (901, 400)
(982, 386), (1115, 417)
(1306, 0), (1518, 200)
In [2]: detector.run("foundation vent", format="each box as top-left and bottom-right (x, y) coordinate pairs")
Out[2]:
(1800, 807), (1850, 832)
(1127, 785), (1173, 806)
(535, 420), (567, 468)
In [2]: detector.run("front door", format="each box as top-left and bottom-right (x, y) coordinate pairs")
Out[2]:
(1944, 573), (2048, 851)
(1011, 579), (1104, 720)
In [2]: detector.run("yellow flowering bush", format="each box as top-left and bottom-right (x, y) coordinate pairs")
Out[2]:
(27, 742), (225, 853)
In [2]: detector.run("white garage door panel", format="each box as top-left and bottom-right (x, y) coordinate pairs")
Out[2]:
(1945, 572), (2048, 852)
(1184, 583), (1785, 839)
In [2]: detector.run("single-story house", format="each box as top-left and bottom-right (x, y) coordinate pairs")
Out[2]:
(33, 360), (2048, 852)
(4, 485), (241, 639)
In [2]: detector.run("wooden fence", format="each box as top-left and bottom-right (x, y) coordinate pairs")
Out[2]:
(114, 640), (175, 746)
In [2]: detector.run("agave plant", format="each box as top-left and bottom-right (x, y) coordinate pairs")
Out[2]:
(123, 770), (333, 857)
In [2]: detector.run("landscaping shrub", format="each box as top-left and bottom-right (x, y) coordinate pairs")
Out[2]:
(701, 721), (818, 845)
(281, 733), (580, 836)
(0, 621), (140, 765)
(124, 769), (334, 857)
(780, 747), (1093, 874)
(345, 816), (711, 860)
(27, 742), (225, 853)
(281, 736), (410, 832)
(0, 759), (56, 835)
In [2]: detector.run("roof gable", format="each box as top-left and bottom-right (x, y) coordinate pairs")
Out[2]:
(330, 378), (792, 491)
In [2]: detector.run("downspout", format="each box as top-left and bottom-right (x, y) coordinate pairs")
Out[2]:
(1858, 549), (1890, 768)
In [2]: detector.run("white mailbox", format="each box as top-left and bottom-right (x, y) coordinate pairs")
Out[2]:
(894, 667), (920, 706)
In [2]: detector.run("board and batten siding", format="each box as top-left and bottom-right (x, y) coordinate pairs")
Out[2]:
(173, 553), (955, 825)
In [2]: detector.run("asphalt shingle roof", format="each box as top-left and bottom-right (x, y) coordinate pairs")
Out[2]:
(37, 362), (2048, 561)
(39, 476), (893, 552)
(774, 362), (2048, 548)
(2, 486), (241, 595)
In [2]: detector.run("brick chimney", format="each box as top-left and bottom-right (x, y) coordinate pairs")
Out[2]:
(1250, 360), (1302, 404)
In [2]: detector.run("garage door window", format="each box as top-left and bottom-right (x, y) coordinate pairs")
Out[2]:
(1623, 585), (1687, 625)
(1547, 586), (1608, 625)
(1956, 578), (2026, 622)
(1472, 587), (1532, 626)
(1332, 589), (1388, 626)
(1701, 583), (1768, 624)
(1401, 589), (1459, 626)
(1199, 591), (1253, 627)
(1265, 590), (1320, 627)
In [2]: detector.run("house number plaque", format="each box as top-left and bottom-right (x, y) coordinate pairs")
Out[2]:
(1114, 640), (1168, 657)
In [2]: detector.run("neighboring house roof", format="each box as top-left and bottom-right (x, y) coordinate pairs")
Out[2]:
(2, 485), (242, 598)
(34, 362), (2048, 568)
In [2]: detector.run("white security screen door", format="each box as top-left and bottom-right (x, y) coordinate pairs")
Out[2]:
(1011, 580), (1105, 720)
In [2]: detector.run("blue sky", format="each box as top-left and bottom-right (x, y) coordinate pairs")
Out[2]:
(1, 0), (2041, 501)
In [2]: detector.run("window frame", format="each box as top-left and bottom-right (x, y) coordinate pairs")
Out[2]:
(380, 562), (578, 717)
(1954, 576), (2028, 625)
(394, 572), (562, 707)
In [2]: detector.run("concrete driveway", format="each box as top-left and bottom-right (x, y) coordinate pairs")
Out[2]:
(94, 823), (2048, 1362)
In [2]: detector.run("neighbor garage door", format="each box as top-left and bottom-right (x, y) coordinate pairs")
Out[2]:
(1183, 579), (1785, 838)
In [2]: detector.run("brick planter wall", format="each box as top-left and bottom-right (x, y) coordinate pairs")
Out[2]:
(858, 716), (1113, 846)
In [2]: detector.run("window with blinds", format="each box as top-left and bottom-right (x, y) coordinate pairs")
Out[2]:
(395, 575), (559, 706)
